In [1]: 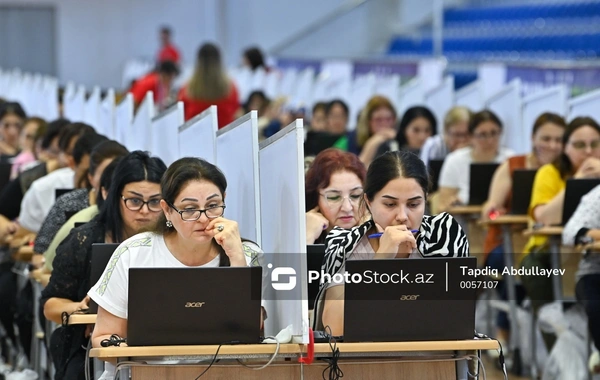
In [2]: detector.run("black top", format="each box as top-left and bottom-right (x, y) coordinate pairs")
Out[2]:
(0, 162), (47, 219)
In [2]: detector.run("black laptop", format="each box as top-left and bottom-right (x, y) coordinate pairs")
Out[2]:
(127, 267), (262, 346)
(307, 244), (326, 310)
(55, 188), (74, 200)
(469, 163), (500, 205)
(561, 179), (600, 226)
(427, 159), (444, 193)
(343, 257), (477, 342)
(88, 243), (119, 314)
(509, 169), (537, 215)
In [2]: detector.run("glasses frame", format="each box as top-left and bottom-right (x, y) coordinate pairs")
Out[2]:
(167, 201), (226, 221)
(319, 190), (364, 208)
(121, 196), (163, 212)
(569, 140), (600, 151)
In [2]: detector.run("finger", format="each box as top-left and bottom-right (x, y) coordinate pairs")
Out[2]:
(310, 206), (320, 214)
(205, 217), (226, 231)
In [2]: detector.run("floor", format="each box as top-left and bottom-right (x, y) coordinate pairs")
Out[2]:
(482, 354), (529, 380)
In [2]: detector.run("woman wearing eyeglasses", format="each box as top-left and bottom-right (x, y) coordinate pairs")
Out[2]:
(305, 149), (367, 244)
(41, 151), (166, 379)
(90, 157), (265, 349)
(437, 110), (515, 212)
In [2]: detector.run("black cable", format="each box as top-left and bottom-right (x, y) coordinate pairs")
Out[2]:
(100, 334), (127, 347)
(474, 331), (507, 380)
(321, 326), (343, 380)
(194, 344), (224, 379)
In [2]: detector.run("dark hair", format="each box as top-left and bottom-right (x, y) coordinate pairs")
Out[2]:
(395, 106), (437, 149)
(98, 151), (167, 243)
(89, 140), (129, 177)
(305, 149), (367, 211)
(72, 132), (106, 166)
(58, 122), (95, 153)
(531, 112), (566, 136)
(157, 60), (180, 76)
(41, 118), (70, 150)
(154, 157), (227, 235)
(243, 47), (266, 70)
(555, 116), (600, 179)
(0, 102), (26, 121)
(468, 110), (502, 134)
(326, 99), (349, 118)
(364, 150), (430, 203)
(96, 157), (122, 209)
(244, 91), (269, 113)
(160, 26), (172, 36)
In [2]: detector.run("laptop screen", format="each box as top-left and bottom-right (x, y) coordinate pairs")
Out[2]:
(307, 244), (326, 310)
(510, 169), (537, 215)
(561, 179), (600, 225)
(469, 163), (499, 205)
(428, 159), (444, 193)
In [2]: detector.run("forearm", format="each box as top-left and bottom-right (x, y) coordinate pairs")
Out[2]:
(587, 229), (600, 241)
(534, 190), (565, 225)
(43, 297), (82, 324)
(359, 139), (384, 167)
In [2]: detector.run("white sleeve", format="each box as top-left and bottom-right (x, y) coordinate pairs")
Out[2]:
(420, 137), (435, 167)
(242, 241), (267, 309)
(18, 182), (43, 232)
(88, 244), (131, 319)
(438, 153), (460, 188)
(562, 186), (600, 246)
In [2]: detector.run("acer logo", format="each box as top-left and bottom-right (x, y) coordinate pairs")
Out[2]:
(185, 302), (206, 308)
(400, 295), (420, 301)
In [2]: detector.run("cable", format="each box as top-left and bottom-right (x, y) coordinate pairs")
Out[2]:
(474, 331), (507, 380)
(321, 326), (343, 380)
(84, 339), (91, 380)
(193, 343), (224, 379)
(100, 334), (127, 347)
(235, 336), (280, 370)
(466, 354), (487, 380)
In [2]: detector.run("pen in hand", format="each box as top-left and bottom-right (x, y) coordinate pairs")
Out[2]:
(368, 230), (419, 239)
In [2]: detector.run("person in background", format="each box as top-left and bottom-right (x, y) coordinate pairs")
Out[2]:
(310, 102), (328, 132)
(242, 46), (268, 71)
(10, 117), (47, 179)
(351, 95), (397, 165)
(437, 110), (514, 212)
(0, 102), (26, 161)
(305, 149), (367, 244)
(178, 43), (239, 128)
(157, 26), (181, 64)
(327, 99), (350, 149)
(376, 106), (437, 158)
(130, 60), (180, 111)
(420, 106), (471, 167)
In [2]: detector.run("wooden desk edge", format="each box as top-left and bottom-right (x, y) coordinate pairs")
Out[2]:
(68, 314), (97, 325)
(90, 340), (499, 358)
(522, 226), (564, 237)
(448, 206), (483, 215)
(477, 215), (529, 226)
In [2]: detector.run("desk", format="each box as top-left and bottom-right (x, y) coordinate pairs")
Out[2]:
(91, 340), (498, 380)
(448, 205), (483, 216)
(68, 314), (97, 325)
(523, 226), (564, 300)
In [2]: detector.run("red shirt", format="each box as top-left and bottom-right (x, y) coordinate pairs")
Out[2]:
(129, 72), (166, 105)
(178, 82), (240, 129)
(158, 44), (181, 64)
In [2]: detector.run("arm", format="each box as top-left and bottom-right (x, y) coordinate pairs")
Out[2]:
(92, 306), (128, 349)
(562, 187), (600, 245)
(532, 189), (565, 226)
(321, 285), (345, 336)
(437, 187), (460, 213)
(481, 161), (511, 219)
(359, 136), (388, 167)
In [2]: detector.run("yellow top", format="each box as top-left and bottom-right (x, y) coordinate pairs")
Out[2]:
(522, 164), (565, 257)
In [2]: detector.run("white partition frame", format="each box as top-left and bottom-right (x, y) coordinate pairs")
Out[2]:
(215, 111), (261, 245)
(486, 79), (523, 153)
(521, 84), (568, 154)
(115, 94), (134, 148)
(259, 119), (308, 343)
(98, 89), (115, 139)
(178, 105), (218, 163)
(425, 76), (454, 134)
(454, 80), (484, 111)
(64, 84), (86, 122)
(568, 87), (600, 123)
(398, 77), (425, 116)
(84, 86), (101, 129)
(129, 92), (154, 152)
(150, 102), (184, 167)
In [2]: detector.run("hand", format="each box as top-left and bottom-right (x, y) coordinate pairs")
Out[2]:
(31, 254), (45, 269)
(375, 128), (396, 141)
(575, 157), (600, 179)
(206, 217), (245, 266)
(73, 296), (90, 314)
(374, 223), (417, 259)
(306, 207), (329, 244)
(481, 202), (506, 221)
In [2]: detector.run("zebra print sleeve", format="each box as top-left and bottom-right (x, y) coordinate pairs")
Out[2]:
(417, 212), (469, 257)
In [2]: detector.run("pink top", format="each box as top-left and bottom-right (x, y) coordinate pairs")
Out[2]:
(10, 151), (36, 179)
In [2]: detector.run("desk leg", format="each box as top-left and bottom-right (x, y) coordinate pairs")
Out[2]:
(549, 237), (563, 300)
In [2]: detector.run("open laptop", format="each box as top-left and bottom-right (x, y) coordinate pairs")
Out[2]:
(128, 267), (262, 346)
(55, 188), (74, 200)
(343, 257), (477, 342)
(509, 169), (537, 215)
(469, 163), (500, 205)
(561, 178), (600, 226)
(307, 244), (326, 310)
(427, 159), (444, 193)
(88, 243), (119, 314)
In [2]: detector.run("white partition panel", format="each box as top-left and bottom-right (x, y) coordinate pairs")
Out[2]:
(129, 92), (154, 152)
(83, 86), (101, 130)
(115, 94), (134, 148)
(348, 74), (375, 131)
(41, 77), (59, 121)
(398, 77), (425, 116)
(259, 120), (308, 343)
(425, 76), (454, 133)
(522, 84), (568, 154)
(178, 105), (218, 163)
(454, 80), (484, 112)
(215, 111), (261, 245)
(99, 89), (115, 140)
(150, 102), (184, 167)
(292, 68), (314, 110)
(374, 74), (401, 114)
(64, 84), (86, 122)
(486, 79), (523, 153)
(569, 87), (600, 123)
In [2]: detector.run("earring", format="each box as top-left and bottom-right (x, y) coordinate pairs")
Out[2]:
(166, 220), (173, 228)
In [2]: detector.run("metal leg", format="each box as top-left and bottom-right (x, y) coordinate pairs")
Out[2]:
(530, 305), (538, 379)
(500, 227), (522, 360)
(549, 237), (563, 300)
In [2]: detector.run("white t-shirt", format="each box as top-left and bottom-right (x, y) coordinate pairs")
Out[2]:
(438, 146), (515, 204)
(18, 167), (75, 232)
(89, 232), (262, 319)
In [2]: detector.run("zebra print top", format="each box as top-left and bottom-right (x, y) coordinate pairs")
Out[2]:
(312, 212), (469, 330)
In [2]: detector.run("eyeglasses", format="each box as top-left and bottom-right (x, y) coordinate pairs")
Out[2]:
(371, 116), (395, 124)
(570, 140), (600, 151)
(320, 190), (363, 208)
(121, 196), (162, 212)
(473, 130), (501, 140)
(167, 202), (226, 221)
(1, 122), (23, 129)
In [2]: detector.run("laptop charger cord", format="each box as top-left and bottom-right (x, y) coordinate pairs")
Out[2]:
(320, 326), (343, 380)
(474, 331), (508, 380)
(100, 334), (127, 347)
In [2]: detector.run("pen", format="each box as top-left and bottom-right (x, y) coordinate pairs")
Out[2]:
(368, 230), (419, 239)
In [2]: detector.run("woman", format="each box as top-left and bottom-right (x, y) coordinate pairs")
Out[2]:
(0, 102), (26, 161)
(41, 151), (166, 379)
(242, 46), (268, 71)
(178, 43), (239, 128)
(375, 106), (437, 158)
(10, 117), (48, 179)
(352, 95), (397, 165)
(420, 106), (471, 167)
(90, 157), (265, 348)
(305, 148), (367, 244)
(314, 150), (469, 335)
(438, 110), (515, 212)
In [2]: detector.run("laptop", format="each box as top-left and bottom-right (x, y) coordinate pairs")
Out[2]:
(468, 163), (500, 205)
(343, 257), (477, 342)
(307, 244), (326, 310)
(509, 169), (537, 215)
(427, 159), (444, 193)
(561, 178), (600, 226)
(128, 267), (262, 346)
(88, 243), (119, 314)
(304, 131), (345, 157)
(55, 188), (74, 200)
